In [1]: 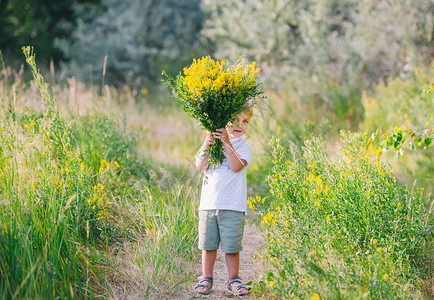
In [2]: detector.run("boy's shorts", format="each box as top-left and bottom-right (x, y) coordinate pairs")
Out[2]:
(198, 210), (245, 254)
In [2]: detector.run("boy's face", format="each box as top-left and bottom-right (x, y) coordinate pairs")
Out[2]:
(227, 113), (250, 139)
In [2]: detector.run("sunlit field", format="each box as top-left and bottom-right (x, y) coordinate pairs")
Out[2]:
(0, 45), (432, 299)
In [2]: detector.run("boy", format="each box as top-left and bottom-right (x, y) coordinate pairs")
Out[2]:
(194, 109), (253, 296)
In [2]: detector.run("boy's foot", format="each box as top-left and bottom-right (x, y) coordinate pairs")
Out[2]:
(194, 276), (213, 295)
(228, 276), (250, 296)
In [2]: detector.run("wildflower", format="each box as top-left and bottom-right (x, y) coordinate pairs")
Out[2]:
(114, 161), (120, 168)
(268, 281), (275, 287)
(383, 274), (389, 280)
(277, 124), (282, 133)
(164, 56), (262, 168)
(261, 211), (277, 226)
(311, 294), (321, 300)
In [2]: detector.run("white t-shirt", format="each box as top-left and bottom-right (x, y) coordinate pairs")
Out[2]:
(197, 137), (252, 213)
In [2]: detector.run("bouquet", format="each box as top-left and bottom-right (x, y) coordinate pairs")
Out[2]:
(163, 56), (262, 168)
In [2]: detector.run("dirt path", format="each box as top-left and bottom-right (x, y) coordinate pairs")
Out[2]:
(172, 221), (265, 299)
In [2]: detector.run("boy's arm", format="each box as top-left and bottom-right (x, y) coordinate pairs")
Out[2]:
(214, 129), (246, 173)
(196, 132), (214, 172)
(223, 142), (247, 172)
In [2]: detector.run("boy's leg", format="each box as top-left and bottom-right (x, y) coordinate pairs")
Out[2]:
(225, 251), (239, 278)
(218, 210), (249, 294)
(196, 210), (219, 293)
(195, 249), (217, 293)
(202, 249), (217, 277)
(225, 252), (248, 294)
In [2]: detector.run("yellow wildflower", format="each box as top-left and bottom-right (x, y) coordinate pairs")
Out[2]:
(311, 294), (321, 300)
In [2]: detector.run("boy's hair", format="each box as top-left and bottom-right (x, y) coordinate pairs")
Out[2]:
(245, 107), (253, 120)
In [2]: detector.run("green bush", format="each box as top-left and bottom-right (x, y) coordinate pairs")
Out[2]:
(251, 132), (432, 299)
(362, 66), (433, 193)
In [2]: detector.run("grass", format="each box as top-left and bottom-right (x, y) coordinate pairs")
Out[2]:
(0, 47), (201, 299)
(0, 48), (432, 299)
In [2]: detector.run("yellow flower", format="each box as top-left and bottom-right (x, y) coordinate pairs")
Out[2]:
(383, 274), (389, 280)
(261, 211), (277, 226)
(268, 281), (275, 287)
(311, 294), (321, 300)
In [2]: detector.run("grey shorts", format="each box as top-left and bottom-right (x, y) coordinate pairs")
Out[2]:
(198, 210), (245, 254)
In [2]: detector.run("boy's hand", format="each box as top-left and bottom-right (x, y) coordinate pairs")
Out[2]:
(213, 128), (230, 144)
(204, 131), (215, 149)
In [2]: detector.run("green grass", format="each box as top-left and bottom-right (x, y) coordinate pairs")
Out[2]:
(1, 47), (432, 299)
(0, 47), (200, 299)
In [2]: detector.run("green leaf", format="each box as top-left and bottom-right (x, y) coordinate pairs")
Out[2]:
(424, 137), (432, 147)
(396, 132), (402, 142)
(415, 137), (422, 147)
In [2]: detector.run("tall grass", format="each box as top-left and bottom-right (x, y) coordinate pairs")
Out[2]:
(0, 48), (200, 298)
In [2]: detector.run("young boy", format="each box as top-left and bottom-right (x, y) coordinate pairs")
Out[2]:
(194, 109), (253, 296)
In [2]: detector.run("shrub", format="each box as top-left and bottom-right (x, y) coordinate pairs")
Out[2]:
(361, 66), (433, 193)
(251, 132), (432, 299)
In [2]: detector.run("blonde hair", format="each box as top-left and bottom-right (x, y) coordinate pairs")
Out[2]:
(244, 107), (253, 120)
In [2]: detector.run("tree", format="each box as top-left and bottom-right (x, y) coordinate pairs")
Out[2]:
(202, 0), (433, 91)
(0, 0), (99, 64)
(57, 0), (206, 86)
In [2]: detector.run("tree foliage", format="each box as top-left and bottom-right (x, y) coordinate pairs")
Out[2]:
(202, 0), (433, 91)
(57, 0), (206, 86)
(0, 0), (99, 64)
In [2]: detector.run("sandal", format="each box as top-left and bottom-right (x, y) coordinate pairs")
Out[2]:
(227, 276), (251, 296)
(194, 275), (213, 295)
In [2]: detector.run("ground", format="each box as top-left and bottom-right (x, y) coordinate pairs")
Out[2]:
(172, 221), (266, 300)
